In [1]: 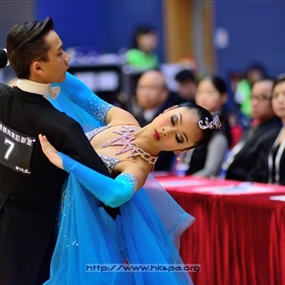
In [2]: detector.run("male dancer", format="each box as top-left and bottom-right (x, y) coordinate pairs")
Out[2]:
(0, 17), (114, 285)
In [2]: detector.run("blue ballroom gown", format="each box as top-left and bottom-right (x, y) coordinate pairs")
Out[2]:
(43, 73), (194, 285)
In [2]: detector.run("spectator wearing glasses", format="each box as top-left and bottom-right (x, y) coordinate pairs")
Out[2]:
(221, 78), (282, 182)
(234, 63), (267, 128)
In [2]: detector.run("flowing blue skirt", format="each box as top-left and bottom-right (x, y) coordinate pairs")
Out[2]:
(44, 174), (194, 285)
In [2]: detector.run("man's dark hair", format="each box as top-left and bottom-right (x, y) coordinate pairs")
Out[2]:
(131, 24), (156, 49)
(6, 17), (54, 79)
(175, 69), (196, 84)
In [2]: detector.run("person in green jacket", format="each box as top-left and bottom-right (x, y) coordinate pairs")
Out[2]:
(126, 25), (159, 70)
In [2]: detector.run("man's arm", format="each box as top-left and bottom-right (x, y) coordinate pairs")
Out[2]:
(50, 118), (110, 177)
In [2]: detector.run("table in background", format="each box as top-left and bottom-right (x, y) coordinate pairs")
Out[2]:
(154, 174), (285, 285)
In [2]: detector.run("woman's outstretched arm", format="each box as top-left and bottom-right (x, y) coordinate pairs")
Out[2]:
(53, 72), (138, 125)
(38, 134), (140, 207)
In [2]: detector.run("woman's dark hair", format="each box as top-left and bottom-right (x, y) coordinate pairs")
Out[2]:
(131, 25), (156, 49)
(201, 75), (228, 95)
(178, 102), (223, 149)
(272, 74), (285, 91)
(6, 17), (54, 79)
(245, 62), (267, 79)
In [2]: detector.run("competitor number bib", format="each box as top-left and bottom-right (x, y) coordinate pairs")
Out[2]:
(0, 121), (36, 175)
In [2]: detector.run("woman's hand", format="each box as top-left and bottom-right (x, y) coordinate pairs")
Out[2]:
(38, 134), (64, 170)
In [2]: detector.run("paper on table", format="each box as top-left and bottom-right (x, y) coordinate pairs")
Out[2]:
(269, 195), (285, 202)
(158, 179), (209, 188)
(193, 183), (273, 195)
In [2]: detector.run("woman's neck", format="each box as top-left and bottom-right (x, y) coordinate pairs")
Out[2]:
(133, 127), (160, 156)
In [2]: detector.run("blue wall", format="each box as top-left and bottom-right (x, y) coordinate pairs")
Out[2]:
(37, 1), (285, 78)
(215, 1), (285, 78)
(36, 0), (165, 61)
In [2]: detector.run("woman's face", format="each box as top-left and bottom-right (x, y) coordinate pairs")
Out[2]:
(195, 79), (226, 112)
(272, 81), (285, 120)
(149, 106), (202, 152)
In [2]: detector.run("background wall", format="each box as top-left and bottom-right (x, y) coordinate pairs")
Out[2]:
(36, 0), (165, 62)
(214, 1), (285, 79)
(0, 0), (35, 82)
(1, 0), (285, 80)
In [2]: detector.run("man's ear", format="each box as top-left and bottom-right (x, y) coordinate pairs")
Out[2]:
(31, 61), (43, 75)
(163, 105), (178, 113)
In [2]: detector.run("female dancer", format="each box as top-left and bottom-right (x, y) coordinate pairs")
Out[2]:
(40, 72), (222, 284)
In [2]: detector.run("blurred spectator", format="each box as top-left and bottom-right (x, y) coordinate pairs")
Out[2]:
(133, 70), (175, 171)
(222, 79), (282, 181)
(252, 75), (285, 185)
(174, 75), (232, 177)
(169, 69), (197, 105)
(234, 63), (267, 127)
(125, 25), (159, 70)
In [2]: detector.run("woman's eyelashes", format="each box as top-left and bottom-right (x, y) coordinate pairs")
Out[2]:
(175, 134), (183, 144)
(171, 115), (179, 126)
(171, 115), (184, 143)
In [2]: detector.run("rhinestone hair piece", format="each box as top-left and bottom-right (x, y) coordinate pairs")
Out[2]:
(198, 115), (222, 130)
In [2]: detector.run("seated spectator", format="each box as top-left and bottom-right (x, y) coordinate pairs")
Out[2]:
(133, 70), (175, 171)
(174, 75), (232, 177)
(125, 25), (159, 70)
(251, 75), (285, 185)
(169, 69), (197, 105)
(234, 63), (267, 128)
(222, 79), (282, 181)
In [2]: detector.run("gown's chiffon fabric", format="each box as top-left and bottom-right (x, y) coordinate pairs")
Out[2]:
(44, 74), (194, 284)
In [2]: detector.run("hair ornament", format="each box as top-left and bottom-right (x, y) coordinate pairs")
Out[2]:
(198, 115), (222, 130)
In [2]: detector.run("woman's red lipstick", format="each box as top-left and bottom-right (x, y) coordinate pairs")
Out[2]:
(153, 130), (160, 141)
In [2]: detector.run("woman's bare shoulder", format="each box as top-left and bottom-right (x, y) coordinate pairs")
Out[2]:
(107, 106), (139, 126)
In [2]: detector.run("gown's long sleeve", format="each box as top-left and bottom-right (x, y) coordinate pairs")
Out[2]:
(59, 152), (137, 208)
(53, 72), (113, 125)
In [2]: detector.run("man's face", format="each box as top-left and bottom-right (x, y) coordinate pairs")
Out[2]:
(37, 30), (70, 83)
(136, 71), (168, 110)
(177, 80), (196, 100)
(251, 81), (274, 122)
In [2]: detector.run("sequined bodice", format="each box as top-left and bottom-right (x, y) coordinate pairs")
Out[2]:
(85, 125), (158, 173)
(85, 126), (118, 173)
